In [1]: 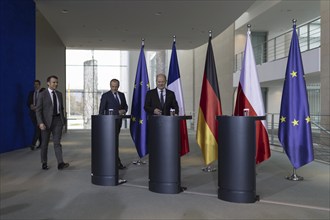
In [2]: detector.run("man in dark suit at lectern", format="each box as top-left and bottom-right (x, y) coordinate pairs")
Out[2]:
(99, 79), (128, 172)
(144, 73), (179, 116)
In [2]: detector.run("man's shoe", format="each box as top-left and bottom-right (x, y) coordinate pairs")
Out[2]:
(42, 163), (49, 170)
(36, 145), (41, 149)
(118, 179), (127, 185)
(58, 162), (69, 170)
(118, 164), (126, 170)
(180, 186), (187, 192)
(30, 145), (35, 151)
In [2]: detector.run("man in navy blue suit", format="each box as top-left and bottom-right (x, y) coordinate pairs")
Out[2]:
(99, 79), (128, 171)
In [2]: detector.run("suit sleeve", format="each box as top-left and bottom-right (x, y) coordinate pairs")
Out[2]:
(170, 92), (179, 115)
(59, 92), (65, 122)
(120, 93), (128, 112)
(35, 92), (44, 125)
(99, 94), (107, 115)
(144, 91), (154, 115)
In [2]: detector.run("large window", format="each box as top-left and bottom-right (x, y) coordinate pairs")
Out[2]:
(66, 50), (129, 129)
(66, 49), (170, 129)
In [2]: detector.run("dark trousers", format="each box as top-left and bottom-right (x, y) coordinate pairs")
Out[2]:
(116, 119), (123, 166)
(29, 111), (42, 146)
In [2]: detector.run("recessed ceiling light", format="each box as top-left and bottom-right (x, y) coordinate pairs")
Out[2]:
(154, 12), (162, 16)
(61, 9), (68, 14)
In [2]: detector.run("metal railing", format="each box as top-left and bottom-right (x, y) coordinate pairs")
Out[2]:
(267, 113), (330, 164)
(235, 17), (321, 72)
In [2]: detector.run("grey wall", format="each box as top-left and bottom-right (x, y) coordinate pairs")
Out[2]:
(36, 10), (66, 109)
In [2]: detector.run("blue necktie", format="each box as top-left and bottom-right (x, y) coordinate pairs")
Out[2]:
(115, 93), (120, 104)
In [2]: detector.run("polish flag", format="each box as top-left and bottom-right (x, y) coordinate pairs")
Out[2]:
(234, 29), (271, 164)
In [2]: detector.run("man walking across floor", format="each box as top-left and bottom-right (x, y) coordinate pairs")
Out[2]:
(27, 80), (45, 150)
(36, 75), (69, 170)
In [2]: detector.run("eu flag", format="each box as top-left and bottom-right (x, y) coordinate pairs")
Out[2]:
(130, 45), (150, 158)
(278, 23), (314, 169)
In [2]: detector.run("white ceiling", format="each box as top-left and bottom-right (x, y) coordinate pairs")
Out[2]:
(35, 0), (255, 50)
(35, 0), (320, 51)
(235, 0), (320, 36)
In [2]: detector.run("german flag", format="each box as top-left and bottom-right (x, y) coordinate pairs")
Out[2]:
(196, 36), (222, 165)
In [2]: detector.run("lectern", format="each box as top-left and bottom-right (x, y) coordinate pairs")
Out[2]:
(91, 114), (130, 186)
(148, 115), (192, 194)
(216, 116), (265, 203)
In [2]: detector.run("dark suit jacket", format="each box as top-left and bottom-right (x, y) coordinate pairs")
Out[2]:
(144, 88), (179, 116)
(99, 91), (128, 134)
(36, 89), (65, 129)
(99, 91), (128, 115)
(27, 88), (45, 112)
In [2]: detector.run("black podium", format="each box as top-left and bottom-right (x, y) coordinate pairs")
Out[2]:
(148, 115), (192, 194)
(216, 116), (265, 203)
(91, 114), (130, 186)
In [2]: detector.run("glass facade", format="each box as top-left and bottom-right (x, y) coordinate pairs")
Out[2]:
(66, 50), (129, 129)
(66, 49), (169, 129)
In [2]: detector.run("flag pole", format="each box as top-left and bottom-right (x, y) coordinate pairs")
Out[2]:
(286, 167), (304, 181)
(292, 19), (297, 26)
(247, 24), (251, 35)
(202, 30), (217, 173)
(132, 38), (148, 166)
(284, 19), (304, 181)
(245, 24), (260, 176)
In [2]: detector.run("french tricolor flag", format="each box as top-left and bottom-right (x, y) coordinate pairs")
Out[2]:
(168, 40), (189, 156)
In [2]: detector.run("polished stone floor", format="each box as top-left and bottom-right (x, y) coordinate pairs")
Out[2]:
(1, 129), (329, 219)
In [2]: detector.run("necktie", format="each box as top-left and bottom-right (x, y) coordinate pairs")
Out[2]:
(115, 92), (120, 104)
(52, 91), (57, 115)
(160, 90), (164, 109)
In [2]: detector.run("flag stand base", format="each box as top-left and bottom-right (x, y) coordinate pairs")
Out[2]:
(286, 168), (304, 181)
(132, 159), (147, 165)
(202, 165), (216, 172)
